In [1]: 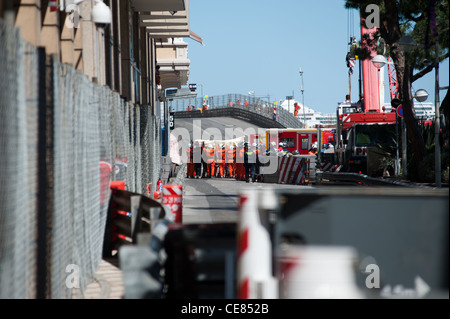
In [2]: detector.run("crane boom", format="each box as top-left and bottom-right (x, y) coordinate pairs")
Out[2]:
(387, 56), (399, 100)
(334, 17), (397, 176)
(360, 19), (381, 112)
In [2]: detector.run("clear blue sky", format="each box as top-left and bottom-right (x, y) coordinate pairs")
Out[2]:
(185, 0), (449, 115)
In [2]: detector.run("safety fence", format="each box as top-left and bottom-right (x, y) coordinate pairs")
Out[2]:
(169, 93), (303, 129)
(0, 20), (161, 298)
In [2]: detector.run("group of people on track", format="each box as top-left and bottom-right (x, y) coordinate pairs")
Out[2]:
(185, 141), (265, 183)
(186, 139), (311, 183)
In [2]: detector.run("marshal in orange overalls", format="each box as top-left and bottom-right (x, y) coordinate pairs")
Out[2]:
(186, 146), (194, 178)
(235, 146), (245, 180)
(205, 146), (215, 177)
(225, 145), (235, 178)
(217, 146), (226, 177)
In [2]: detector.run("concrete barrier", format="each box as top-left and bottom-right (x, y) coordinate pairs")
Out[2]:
(262, 155), (314, 185)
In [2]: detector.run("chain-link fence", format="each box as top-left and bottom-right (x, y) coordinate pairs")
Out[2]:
(0, 20), (39, 300)
(168, 93), (304, 128)
(0, 20), (161, 298)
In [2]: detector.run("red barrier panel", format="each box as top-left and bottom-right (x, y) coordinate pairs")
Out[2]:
(162, 185), (183, 223)
(278, 157), (309, 185)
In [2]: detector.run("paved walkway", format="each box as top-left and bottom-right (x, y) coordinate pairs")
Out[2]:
(72, 256), (124, 299)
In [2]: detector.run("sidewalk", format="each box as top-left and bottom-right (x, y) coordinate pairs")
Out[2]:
(72, 256), (124, 299)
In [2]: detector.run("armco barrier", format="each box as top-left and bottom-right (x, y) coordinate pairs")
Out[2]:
(319, 171), (435, 187)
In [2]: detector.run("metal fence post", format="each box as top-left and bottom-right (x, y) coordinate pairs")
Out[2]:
(36, 48), (54, 299)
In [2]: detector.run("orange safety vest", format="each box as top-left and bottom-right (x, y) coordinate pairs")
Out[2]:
(206, 148), (215, 163)
(218, 148), (225, 163)
(237, 148), (245, 163)
(226, 147), (234, 162)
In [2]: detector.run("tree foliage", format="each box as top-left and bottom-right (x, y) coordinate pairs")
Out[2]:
(345, 0), (449, 81)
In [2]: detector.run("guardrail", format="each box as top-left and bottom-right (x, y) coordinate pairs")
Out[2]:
(174, 107), (287, 128)
(317, 171), (436, 188)
(170, 93), (303, 129)
(314, 150), (435, 188)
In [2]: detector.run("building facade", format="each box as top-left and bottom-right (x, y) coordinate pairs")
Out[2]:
(0, 0), (194, 115)
(0, 0), (200, 298)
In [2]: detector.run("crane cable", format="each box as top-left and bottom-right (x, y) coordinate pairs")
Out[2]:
(347, 7), (357, 100)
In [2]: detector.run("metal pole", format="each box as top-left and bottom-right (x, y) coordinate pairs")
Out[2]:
(299, 67), (305, 127)
(395, 114), (399, 175)
(348, 68), (352, 100)
(359, 57), (362, 101)
(37, 49), (54, 299)
(434, 35), (441, 187)
(402, 117), (407, 177)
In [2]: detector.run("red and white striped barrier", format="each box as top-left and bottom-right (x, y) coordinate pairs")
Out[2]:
(278, 156), (308, 185)
(162, 185), (183, 223)
(237, 189), (277, 299)
(320, 161), (343, 172)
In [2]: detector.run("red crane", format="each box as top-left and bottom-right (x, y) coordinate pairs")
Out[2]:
(387, 56), (399, 100)
(335, 18), (397, 176)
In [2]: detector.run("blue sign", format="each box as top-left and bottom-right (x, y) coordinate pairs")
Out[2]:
(397, 105), (404, 118)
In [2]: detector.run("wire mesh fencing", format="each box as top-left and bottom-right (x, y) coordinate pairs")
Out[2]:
(0, 20), (161, 298)
(0, 21), (39, 299)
